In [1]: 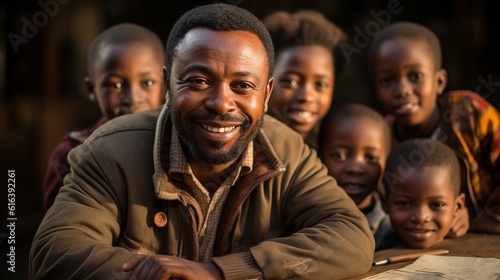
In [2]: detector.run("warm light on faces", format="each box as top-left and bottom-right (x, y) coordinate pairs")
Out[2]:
(386, 166), (460, 249)
(320, 116), (387, 210)
(89, 43), (164, 119)
(269, 45), (334, 139)
(169, 28), (273, 166)
(373, 38), (446, 134)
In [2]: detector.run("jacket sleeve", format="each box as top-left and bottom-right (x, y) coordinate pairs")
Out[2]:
(30, 141), (133, 280)
(247, 125), (374, 280)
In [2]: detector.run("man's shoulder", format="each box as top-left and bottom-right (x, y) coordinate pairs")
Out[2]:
(261, 115), (306, 147)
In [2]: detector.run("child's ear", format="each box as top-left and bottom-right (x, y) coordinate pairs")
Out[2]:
(84, 77), (96, 103)
(381, 192), (389, 214)
(455, 193), (466, 214)
(436, 69), (448, 95)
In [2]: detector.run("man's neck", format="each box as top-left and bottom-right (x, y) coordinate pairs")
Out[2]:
(187, 156), (238, 188)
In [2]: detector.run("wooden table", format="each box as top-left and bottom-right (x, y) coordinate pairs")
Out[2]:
(347, 233), (500, 279)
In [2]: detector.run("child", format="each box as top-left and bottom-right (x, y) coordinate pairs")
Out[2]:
(263, 10), (347, 149)
(369, 21), (500, 234)
(318, 103), (392, 247)
(42, 23), (165, 212)
(380, 138), (466, 250)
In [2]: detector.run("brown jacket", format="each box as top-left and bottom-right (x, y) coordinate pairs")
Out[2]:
(30, 105), (374, 279)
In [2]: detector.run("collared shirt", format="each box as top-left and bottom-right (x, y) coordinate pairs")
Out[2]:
(169, 128), (253, 261)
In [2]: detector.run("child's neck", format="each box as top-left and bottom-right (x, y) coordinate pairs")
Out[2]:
(395, 107), (440, 141)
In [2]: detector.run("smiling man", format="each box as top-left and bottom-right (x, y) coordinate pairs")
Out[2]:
(30, 4), (374, 280)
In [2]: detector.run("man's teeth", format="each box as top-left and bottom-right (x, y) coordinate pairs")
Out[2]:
(202, 124), (236, 133)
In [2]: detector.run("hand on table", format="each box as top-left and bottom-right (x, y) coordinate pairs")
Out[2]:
(447, 204), (469, 238)
(469, 211), (500, 234)
(122, 254), (222, 280)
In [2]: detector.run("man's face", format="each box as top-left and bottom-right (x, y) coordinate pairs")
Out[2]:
(168, 28), (273, 164)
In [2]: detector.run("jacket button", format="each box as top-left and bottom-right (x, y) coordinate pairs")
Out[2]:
(154, 212), (168, 228)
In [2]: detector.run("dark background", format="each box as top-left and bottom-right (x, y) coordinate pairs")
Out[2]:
(1, 0), (500, 278)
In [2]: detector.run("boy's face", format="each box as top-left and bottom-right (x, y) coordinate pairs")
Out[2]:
(320, 116), (387, 209)
(386, 166), (459, 249)
(87, 42), (164, 119)
(268, 45), (334, 139)
(373, 38), (446, 127)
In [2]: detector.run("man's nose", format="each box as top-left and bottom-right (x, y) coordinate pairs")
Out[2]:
(204, 84), (236, 115)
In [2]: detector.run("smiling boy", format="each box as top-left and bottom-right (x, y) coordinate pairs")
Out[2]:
(380, 138), (466, 249)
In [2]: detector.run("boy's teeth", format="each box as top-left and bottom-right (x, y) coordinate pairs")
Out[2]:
(295, 111), (313, 118)
(202, 124), (235, 133)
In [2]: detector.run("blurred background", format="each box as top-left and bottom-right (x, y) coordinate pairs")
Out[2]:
(1, 0), (499, 278)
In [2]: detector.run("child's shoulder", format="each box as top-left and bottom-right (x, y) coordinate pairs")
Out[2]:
(441, 90), (494, 112)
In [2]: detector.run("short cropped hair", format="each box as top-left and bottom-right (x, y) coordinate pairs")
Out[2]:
(263, 10), (347, 77)
(368, 21), (442, 71)
(318, 103), (391, 156)
(383, 138), (460, 195)
(165, 3), (274, 79)
(87, 23), (164, 79)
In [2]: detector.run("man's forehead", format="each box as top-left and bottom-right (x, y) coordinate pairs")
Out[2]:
(173, 28), (269, 69)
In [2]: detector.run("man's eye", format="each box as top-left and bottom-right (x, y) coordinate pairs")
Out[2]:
(113, 82), (122, 89)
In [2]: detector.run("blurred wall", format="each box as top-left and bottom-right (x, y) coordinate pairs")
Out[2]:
(1, 0), (499, 278)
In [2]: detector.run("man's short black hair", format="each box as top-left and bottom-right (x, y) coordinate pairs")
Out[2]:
(368, 21), (442, 72)
(383, 138), (460, 195)
(165, 3), (274, 79)
(87, 23), (164, 80)
(263, 10), (347, 78)
(318, 103), (391, 157)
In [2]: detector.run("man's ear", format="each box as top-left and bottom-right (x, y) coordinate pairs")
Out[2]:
(163, 66), (169, 91)
(436, 69), (448, 95)
(163, 66), (170, 107)
(263, 77), (274, 113)
(84, 77), (96, 103)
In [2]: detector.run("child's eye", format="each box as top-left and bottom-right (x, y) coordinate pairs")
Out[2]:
(395, 201), (410, 207)
(430, 202), (445, 210)
(332, 152), (347, 161)
(315, 81), (329, 90)
(143, 80), (155, 87)
(280, 78), (299, 88)
(377, 76), (393, 86)
(366, 154), (379, 163)
(409, 72), (424, 82)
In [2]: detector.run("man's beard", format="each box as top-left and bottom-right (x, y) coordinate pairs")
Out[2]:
(172, 110), (263, 165)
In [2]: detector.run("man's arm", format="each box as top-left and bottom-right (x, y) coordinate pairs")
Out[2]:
(30, 142), (133, 279)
